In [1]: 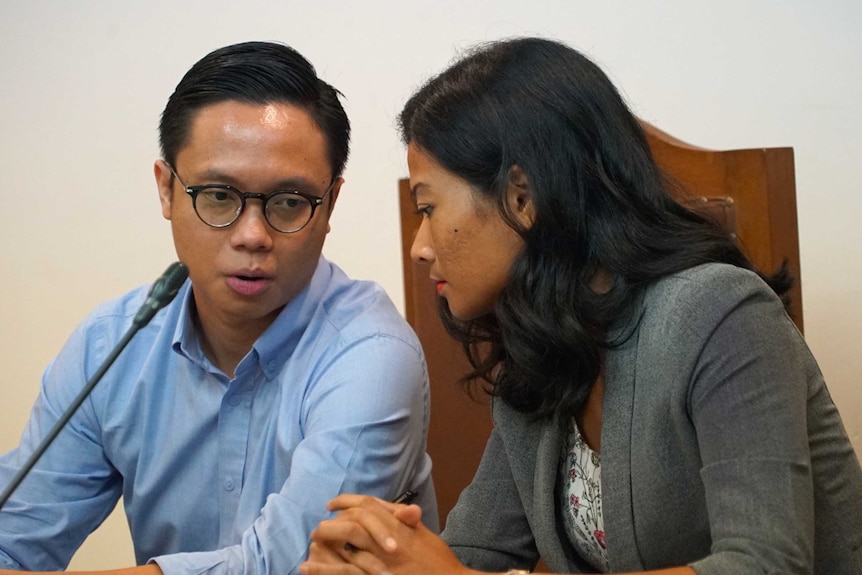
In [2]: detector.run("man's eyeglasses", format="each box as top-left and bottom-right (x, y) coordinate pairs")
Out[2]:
(167, 164), (334, 234)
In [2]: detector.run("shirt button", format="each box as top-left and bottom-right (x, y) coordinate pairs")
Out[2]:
(224, 478), (235, 491)
(227, 395), (241, 407)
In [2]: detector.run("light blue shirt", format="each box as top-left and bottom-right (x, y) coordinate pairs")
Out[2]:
(0, 257), (437, 574)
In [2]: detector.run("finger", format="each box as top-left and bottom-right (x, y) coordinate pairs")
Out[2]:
(311, 517), (379, 554)
(327, 494), (407, 515)
(391, 503), (422, 527)
(299, 558), (366, 575)
(338, 546), (392, 575)
(322, 499), (418, 554)
(321, 502), (403, 553)
(308, 538), (382, 575)
(307, 541), (350, 565)
(327, 493), (379, 512)
(312, 532), (390, 575)
(341, 501), (403, 552)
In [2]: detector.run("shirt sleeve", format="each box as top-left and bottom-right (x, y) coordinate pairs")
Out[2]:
(0, 317), (124, 570)
(153, 331), (435, 575)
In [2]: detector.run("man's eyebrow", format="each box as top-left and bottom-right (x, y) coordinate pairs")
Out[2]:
(194, 171), (324, 192)
(271, 177), (324, 192)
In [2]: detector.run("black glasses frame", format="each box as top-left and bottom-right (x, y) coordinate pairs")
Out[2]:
(167, 164), (334, 233)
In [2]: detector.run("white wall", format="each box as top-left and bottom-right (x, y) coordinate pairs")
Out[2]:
(1, 0), (859, 568)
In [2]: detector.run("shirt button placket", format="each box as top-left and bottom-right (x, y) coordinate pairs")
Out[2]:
(218, 379), (253, 542)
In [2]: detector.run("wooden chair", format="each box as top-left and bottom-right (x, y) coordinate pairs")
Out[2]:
(398, 120), (803, 529)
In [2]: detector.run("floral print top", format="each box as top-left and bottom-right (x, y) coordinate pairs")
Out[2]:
(559, 418), (610, 572)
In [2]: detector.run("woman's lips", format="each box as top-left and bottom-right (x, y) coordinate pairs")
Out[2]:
(435, 280), (447, 295)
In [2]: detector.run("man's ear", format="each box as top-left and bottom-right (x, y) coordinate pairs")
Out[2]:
(506, 164), (536, 229)
(154, 159), (175, 220)
(324, 177), (344, 234)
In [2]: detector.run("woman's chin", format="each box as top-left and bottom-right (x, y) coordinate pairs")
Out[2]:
(450, 305), (494, 322)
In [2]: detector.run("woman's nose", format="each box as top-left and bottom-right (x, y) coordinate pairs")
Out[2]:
(410, 219), (434, 263)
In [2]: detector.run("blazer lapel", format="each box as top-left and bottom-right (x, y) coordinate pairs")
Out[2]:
(495, 404), (565, 569)
(601, 320), (645, 571)
(532, 412), (570, 568)
(496, 401), (594, 572)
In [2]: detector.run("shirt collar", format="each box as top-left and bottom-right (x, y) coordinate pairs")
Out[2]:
(171, 281), (208, 369)
(170, 256), (333, 380)
(254, 256), (333, 378)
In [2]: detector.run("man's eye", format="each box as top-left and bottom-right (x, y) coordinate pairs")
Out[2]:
(201, 189), (234, 203)
(272, 196), (303, 209)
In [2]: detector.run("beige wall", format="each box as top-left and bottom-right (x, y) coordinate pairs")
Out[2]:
(1, 0), (860, 568)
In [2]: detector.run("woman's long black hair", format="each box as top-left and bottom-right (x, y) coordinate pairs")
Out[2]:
(399, 37), (792, 421)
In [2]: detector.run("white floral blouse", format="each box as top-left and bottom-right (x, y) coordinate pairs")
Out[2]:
(559, 418), (610, 572)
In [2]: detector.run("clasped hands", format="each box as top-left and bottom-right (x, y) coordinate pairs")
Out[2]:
(300, 494), (474, 575)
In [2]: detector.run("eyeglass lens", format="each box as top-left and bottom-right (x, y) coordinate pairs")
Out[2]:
(195, 188), (314, 232)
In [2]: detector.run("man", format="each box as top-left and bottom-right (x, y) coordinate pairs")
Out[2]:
(0, 41), (436, 574)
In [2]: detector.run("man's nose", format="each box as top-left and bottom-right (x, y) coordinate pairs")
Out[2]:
(230, 201), (274, 250)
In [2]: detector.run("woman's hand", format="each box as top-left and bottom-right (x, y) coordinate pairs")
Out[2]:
(301, 494), (473, 575)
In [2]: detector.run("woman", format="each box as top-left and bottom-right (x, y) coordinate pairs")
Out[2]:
(300, 37), (862, 574)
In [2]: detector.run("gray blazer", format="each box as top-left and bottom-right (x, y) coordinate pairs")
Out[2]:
(442, 264), (862, 574)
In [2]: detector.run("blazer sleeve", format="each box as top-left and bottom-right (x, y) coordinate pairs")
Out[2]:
(679, 268), (817, 573)
(441, 425), (540, 572)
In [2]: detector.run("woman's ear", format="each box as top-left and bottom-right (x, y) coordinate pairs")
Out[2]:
(506, 164), (536, 229)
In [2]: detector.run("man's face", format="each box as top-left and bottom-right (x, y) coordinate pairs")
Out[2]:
(155, 100), (341, 339)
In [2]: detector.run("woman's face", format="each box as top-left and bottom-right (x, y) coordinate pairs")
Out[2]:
(407, 143), (529, 321)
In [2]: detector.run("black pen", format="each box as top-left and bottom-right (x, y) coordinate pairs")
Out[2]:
(391, 489), (418, 504)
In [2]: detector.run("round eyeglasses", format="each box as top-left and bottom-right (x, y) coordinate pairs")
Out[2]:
(168, 164), (335, 233)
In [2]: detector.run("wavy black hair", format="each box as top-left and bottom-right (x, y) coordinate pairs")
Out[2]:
(399, 37), (791, 420)
(159, 41), (350, 179)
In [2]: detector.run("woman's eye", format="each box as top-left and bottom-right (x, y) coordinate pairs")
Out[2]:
(413, 205), (433, 217)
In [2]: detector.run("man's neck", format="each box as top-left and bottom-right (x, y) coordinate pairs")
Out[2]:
(191, 303), (280, 379)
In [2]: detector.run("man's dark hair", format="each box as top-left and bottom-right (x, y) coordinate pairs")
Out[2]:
(159, 41), (350, 179)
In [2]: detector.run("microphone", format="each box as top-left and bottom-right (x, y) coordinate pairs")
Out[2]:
(134, 261), (190, 327)
(0, 262), (189, 511)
